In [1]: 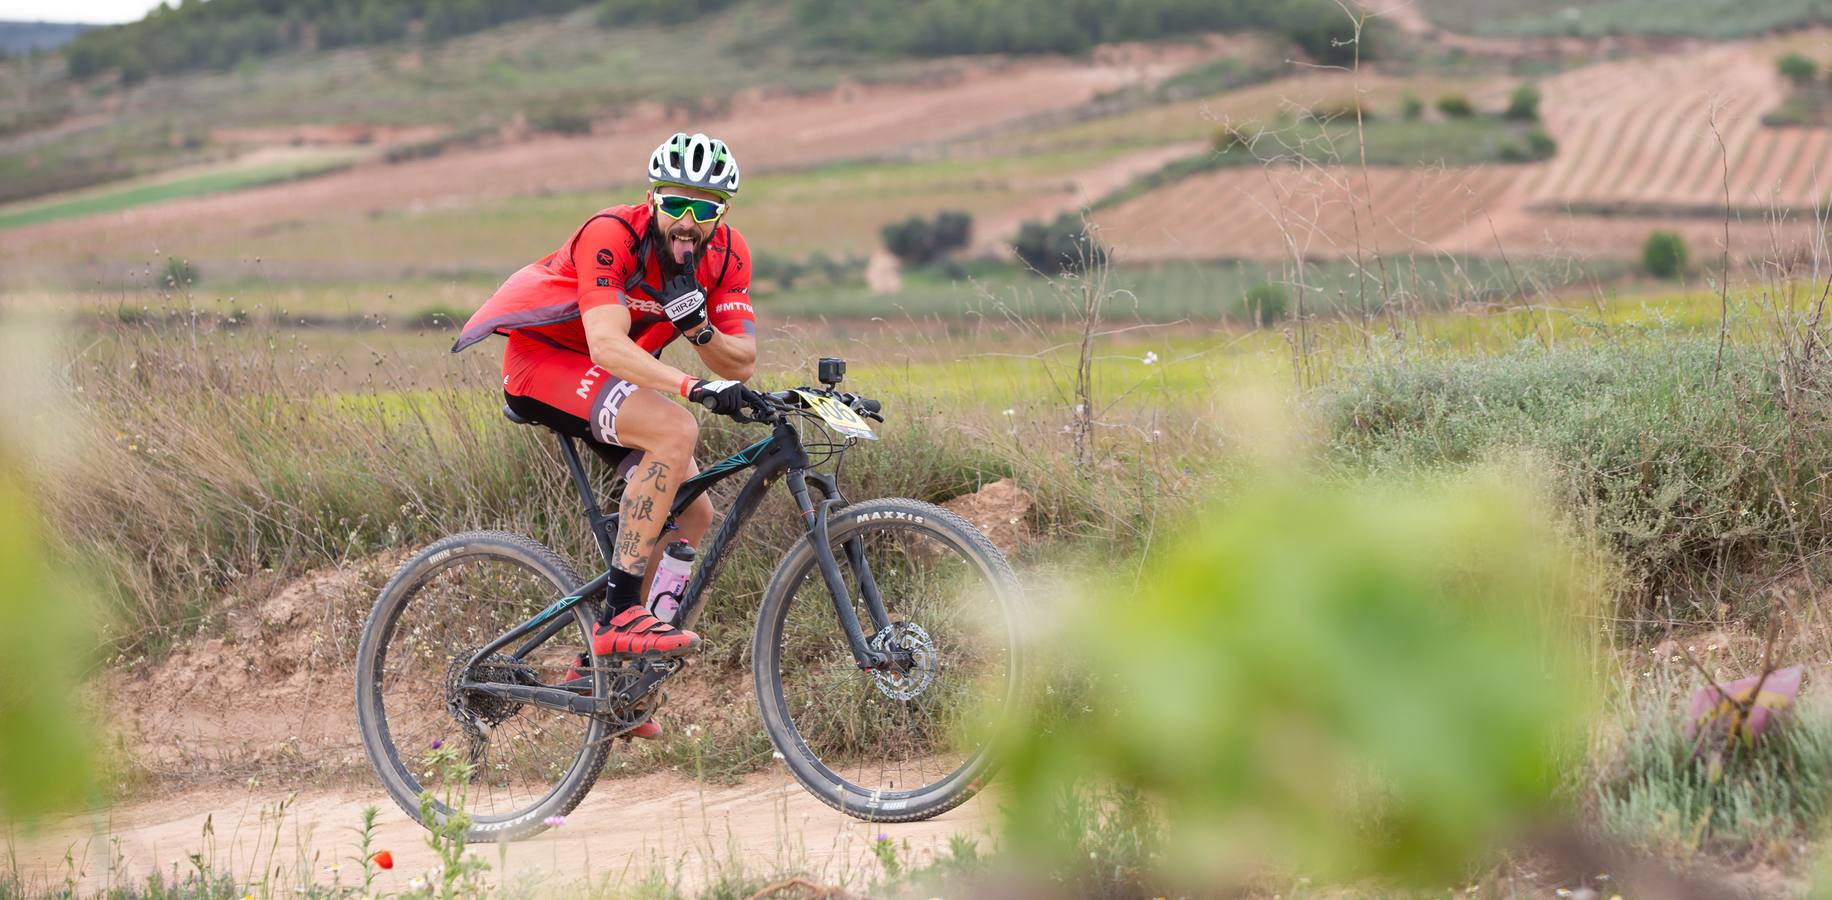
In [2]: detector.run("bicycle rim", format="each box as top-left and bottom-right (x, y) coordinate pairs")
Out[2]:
(762, 512), (1020, 813)
(368, 543), (605, 827)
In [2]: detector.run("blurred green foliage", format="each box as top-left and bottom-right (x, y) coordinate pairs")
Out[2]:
(0, 458), (96, 821)
(1002, 468), (1601, 888)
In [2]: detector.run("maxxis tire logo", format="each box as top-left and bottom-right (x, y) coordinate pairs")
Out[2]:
(852, 511), (923, 525)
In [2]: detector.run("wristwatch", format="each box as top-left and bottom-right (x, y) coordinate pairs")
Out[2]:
(687, 325), (717, 346)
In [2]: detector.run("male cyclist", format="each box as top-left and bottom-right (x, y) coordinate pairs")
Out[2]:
(452, 132), (755, 738)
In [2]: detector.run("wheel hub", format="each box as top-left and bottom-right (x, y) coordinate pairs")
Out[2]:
(867, 622), (937, 701)
(445, 652), (539, 729)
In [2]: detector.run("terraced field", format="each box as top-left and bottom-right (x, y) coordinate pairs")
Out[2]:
(1098, 32), (1832, 264)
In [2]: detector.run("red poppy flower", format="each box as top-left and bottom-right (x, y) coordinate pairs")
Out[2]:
(371, 850), (394, 870)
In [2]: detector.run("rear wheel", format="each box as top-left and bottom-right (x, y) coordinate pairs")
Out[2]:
(753, 498), (1023, 822)
(354, 530), (611, 841)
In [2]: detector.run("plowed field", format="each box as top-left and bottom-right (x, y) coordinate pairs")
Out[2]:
(1098, 33), (1832, 263)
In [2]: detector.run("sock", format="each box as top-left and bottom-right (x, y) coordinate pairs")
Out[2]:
(599, 565), (646, 626)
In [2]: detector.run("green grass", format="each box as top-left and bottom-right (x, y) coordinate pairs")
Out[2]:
(0, 155), (355, 230)
(1600, 691), (1832, 858)
(1417, 0), (1832, 37)
(1098, 115), (1553, 209)
(767, 256), (1625, 323)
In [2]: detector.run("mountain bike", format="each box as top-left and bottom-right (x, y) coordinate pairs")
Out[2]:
(354, 358), (1023, 840)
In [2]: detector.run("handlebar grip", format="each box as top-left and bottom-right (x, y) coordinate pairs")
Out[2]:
(857, 398), (882, 414)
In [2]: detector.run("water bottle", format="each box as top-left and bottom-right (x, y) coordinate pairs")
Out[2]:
(647, 540), (696, 624)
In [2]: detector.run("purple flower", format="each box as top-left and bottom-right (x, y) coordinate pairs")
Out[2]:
(543, 815), (567, 828)
(430, 739), (443, 750)
(876, 832), (889, 843)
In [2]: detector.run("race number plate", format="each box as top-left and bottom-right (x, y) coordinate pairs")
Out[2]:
(793, 390), (877, 440)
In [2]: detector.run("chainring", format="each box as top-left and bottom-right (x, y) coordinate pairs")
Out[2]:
(868, 621), (938, 701)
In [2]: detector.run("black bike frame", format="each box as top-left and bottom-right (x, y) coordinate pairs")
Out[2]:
(456, 413), (894, 717)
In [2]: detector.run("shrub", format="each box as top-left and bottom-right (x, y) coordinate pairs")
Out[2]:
(1435, 94), (1475, 118)
(880, 211), (972, 266)
(751, 253), (807, 289)
(1243, 281), (1289, 323)
(1499, 128), (1557, 162)
(1504, 83), (1541, 121)
(1642, 230), (1688, 279)
(1399, 92), (1423, 120)
(1779, 52), (1818, 86)
(1322, 340), (1832, 619)
(528, 109), (593, 136)
(1012, 213), (1108, 276)
(1525, 127), (1557, 159)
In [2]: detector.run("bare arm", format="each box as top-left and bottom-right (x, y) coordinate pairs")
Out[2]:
(582, 303), (697, 394)
(688, 325), (756, 382)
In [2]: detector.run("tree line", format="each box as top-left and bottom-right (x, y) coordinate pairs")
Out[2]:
(64, 0), (1386, 83)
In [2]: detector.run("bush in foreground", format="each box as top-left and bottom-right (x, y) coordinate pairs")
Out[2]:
(1005, 468), (1599, 890)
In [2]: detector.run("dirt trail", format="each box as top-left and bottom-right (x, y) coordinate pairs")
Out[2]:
(9, 770), (994, 895)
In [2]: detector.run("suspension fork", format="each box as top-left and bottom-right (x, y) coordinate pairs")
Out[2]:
(788, 470), (890, 670)
(805, 472), (892, 635)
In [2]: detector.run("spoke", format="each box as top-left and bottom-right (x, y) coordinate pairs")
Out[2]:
(774, 522), (1015, 798)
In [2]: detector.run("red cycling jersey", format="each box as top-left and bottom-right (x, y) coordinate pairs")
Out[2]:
(454, 203), (756, 449)
(453, 202), (755, 356)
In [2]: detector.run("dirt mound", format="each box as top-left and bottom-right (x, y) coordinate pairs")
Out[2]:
(102, 552), (404, 782)
(943, 479), (1034, 556)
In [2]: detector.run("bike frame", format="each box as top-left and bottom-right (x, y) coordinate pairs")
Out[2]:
(456, 412), (896, 717)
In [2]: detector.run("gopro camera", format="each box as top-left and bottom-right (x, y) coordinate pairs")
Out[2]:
(818, 357), (846, 386)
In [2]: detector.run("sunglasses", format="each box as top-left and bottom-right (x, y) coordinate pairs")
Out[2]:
(654, 192), (728, 224)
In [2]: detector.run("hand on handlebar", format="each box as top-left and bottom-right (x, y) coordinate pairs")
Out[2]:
(689, 379), (751, 417)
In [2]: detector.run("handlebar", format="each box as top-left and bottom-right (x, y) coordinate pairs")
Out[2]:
(695, 385), (884, 426)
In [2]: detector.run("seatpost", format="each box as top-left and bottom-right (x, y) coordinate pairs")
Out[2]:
(557, 434), (617, 566)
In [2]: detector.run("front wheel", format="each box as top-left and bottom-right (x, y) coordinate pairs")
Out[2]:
(753, 498), (1024, 822)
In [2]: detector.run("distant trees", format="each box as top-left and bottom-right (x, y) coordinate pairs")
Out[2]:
(1013, 213), (1107, 276)
(791, 0), (1390, 66)
(64, 0), (1394, 84)
(1244, 281), (1289, 323)
(881, 212), (972, 267)
(1436, 94), (1475, 119)
(1779, 52), (1818, 86)
(63, 0), (598, 81)
(1642, 231), (1689, 279)
(1504, 83), (1541, 121)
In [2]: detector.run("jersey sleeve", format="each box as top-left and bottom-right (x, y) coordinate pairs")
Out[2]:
(573, 215), (639, 313)
(706, 227), (756, 336)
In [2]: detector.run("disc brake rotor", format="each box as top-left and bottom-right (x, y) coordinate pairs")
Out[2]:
(867, 622), (938, 701)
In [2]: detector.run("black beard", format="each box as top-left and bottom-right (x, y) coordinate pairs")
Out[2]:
(651, 220), (706, 280)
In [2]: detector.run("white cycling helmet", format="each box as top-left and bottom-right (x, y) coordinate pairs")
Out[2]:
(647, 131), (741, 197)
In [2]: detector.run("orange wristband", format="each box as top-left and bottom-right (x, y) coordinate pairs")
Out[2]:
(679, 375), (696, 398)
